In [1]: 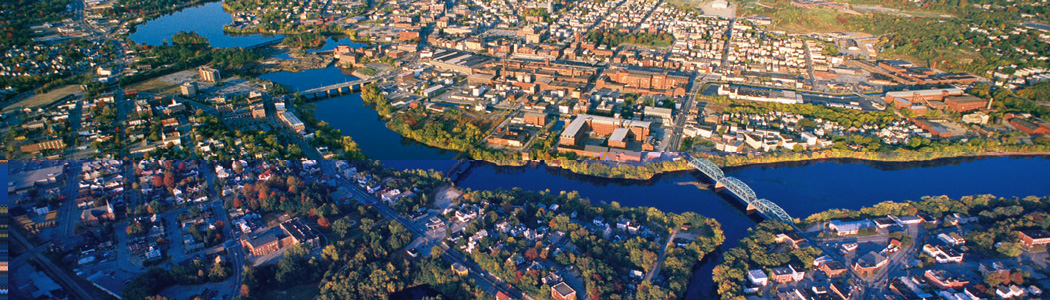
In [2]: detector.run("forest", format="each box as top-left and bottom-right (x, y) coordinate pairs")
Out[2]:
(1017, 82), (1050, 102)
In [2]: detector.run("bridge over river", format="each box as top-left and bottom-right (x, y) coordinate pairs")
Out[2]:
(685, 154), (795, 225)
(299, 71), (398, 100)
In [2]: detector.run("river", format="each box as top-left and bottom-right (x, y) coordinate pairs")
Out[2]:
(127, 1), (283, 48)
(382, 156), (1050, 299)
(259, 66), (458, 160)
(129, 0), (457, 159)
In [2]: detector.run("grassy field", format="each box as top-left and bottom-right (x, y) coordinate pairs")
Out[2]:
(665, 0), (701, 9)
(126, 77), (183, 95)
(2, 84), (82, 113)
(742, 4), (845, 34)
(259, 283), (320, 300)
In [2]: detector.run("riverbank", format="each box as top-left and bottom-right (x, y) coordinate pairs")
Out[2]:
(544, 159), (693, 180)
(473, 150), (1050, 182)
(248, 49), (333, 73)
(706, 151), (1050, 169)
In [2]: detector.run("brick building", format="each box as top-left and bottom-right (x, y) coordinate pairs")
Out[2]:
(551, 282), (577, 300)
(241, 218), (319, 256)
(944, 95), (988, 112)
(1017, 229), (1050, 248)
(20, 139), (66, 154)
(884, 88), (965, 110)
(819, 261), (847, 277)
(559, 114), (652, 147)
(523, 112), (547, 127)
(595, 67), (689, 97)
(924, 270), (969, 289)
(853, 251), (887, 277)
(1009, 118), (1050, 136)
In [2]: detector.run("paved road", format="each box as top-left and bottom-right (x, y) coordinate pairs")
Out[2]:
(58, 161), (84, 248)
(803, 40), (816, 83)
(202, 163), (246, 300)
(665, 76), (704, 152)
(643, 227), (678, 282)
(718, 18), (735, 73)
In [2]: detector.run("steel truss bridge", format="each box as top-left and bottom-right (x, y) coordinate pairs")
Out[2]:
(685, 154), (794, 225)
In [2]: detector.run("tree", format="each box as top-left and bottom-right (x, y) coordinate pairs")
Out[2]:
(333, 217), (355, 238)
(322, 245), (340, 261)
(163, 172), (176, 190)
(997, 242), (1023, 257)
(209, 262), (228, 282)
(431, 245), (446, 259)
(985, 271), (1005, 287)
(122, 268), (172, 300)
(525, 248), (539, 261)
(152, 174), (164, 187)
(276, 244), (309, 286)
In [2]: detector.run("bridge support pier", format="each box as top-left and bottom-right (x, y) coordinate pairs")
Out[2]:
(746, 203), (757, 212)
(714, 181), (725, 190)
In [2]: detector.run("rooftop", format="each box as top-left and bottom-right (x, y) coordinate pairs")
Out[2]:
(552, 282), (576, 296)
(281, 218), (318, 242)
(856, 251), (886, 268)
(1019, 229), (1050, 239)
(242, 226), (284, 249)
